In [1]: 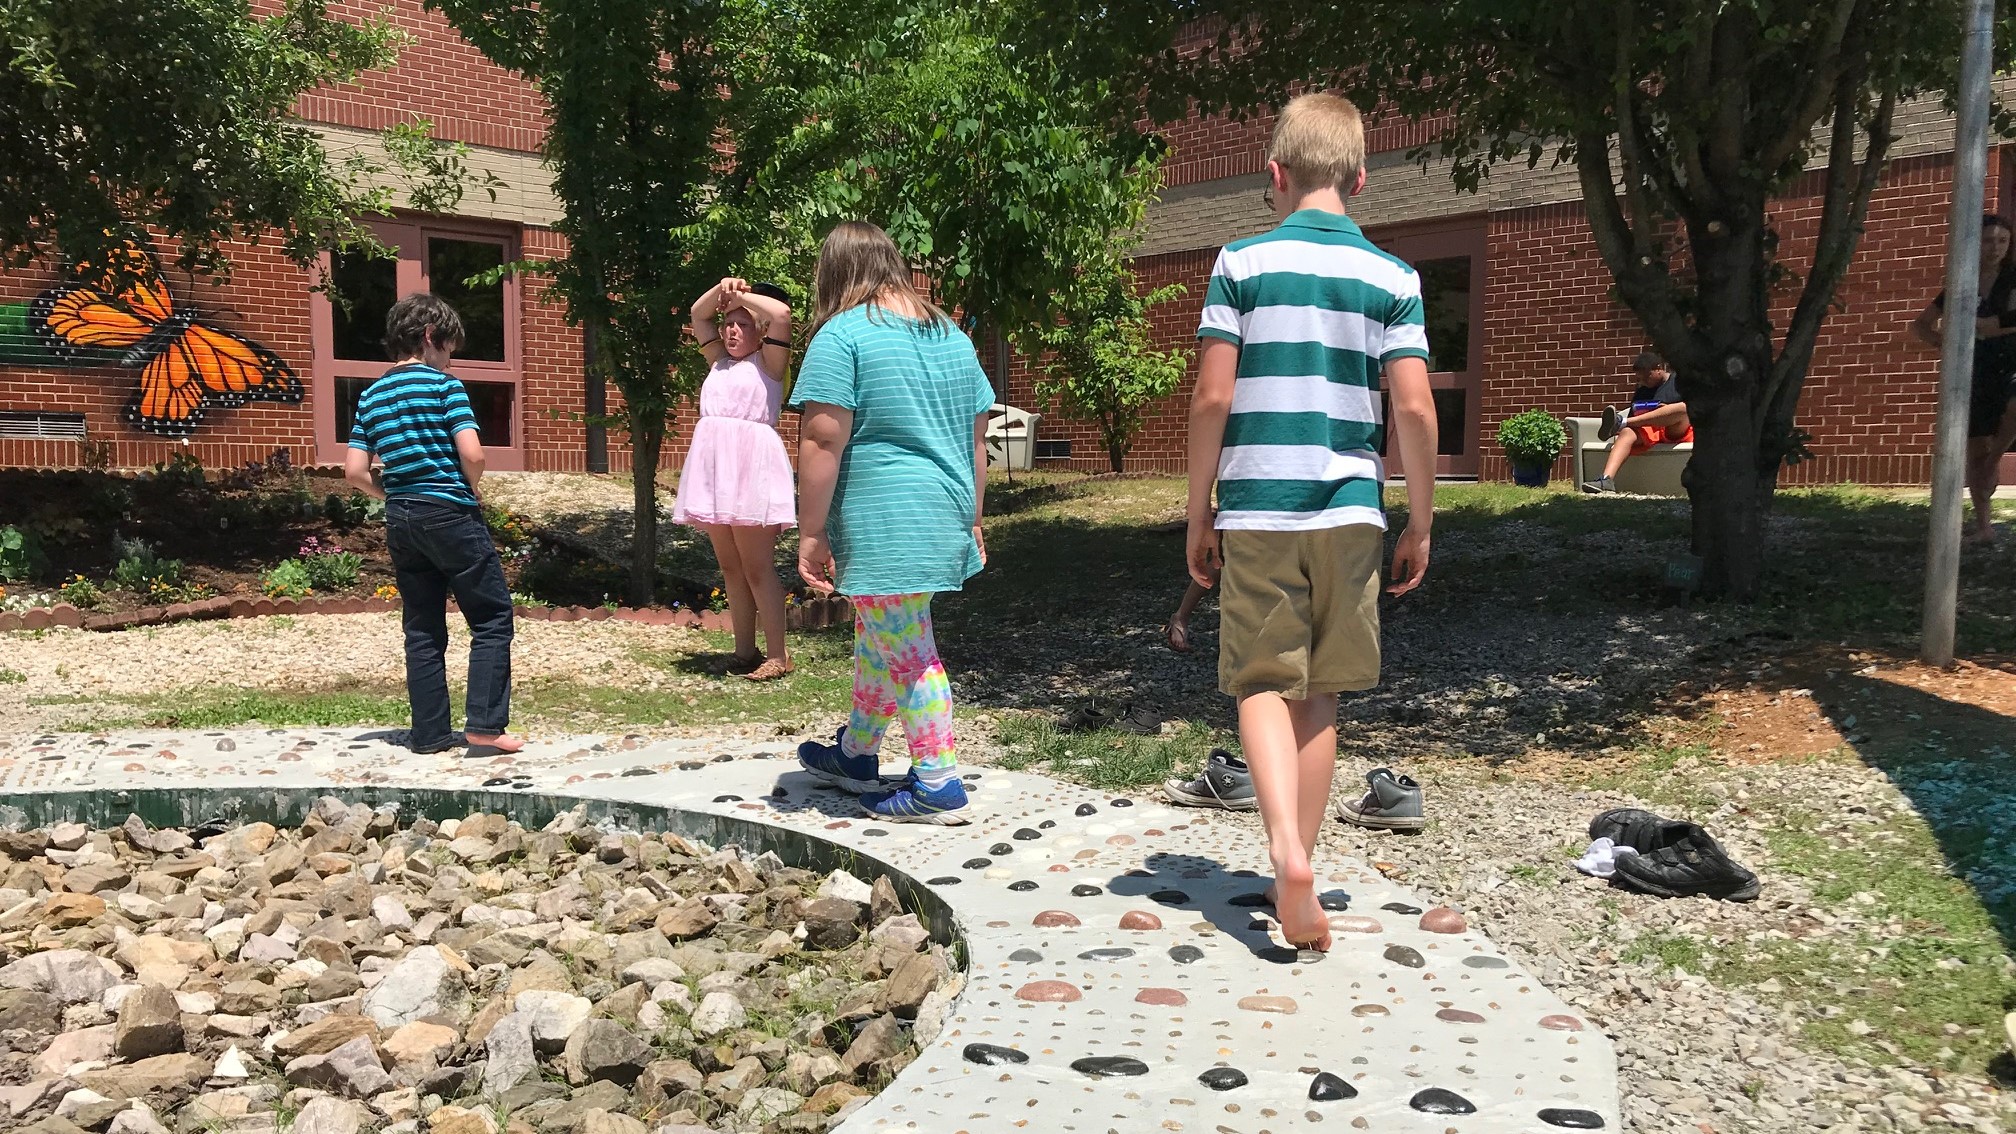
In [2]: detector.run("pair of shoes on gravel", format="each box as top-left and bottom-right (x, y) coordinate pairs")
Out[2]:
(1164, 756), (1426, 832)
(1590, 808), (1759, 901)
(1060, 699), (1163, 736)
(796, 729), (971, 825)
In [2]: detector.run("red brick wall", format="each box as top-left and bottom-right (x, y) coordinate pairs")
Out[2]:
(0, 2), (606, 475)
(1006, 148), (1992, 486)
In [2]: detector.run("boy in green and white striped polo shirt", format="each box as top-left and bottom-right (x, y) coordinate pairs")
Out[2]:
(1183, 93), (1439, 953)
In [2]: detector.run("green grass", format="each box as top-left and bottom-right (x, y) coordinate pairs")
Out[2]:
(994, 714), (1225, 790)
(87, 685), (412, 730)
(0, 668), (23, 684)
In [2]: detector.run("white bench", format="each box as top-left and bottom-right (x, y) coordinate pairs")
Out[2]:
(1566, 415), (1692, 497)
(985, 403), (1041, 471)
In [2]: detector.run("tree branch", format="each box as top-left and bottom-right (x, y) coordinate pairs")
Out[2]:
(1573, 129), (1705, 374)
(1767, 79), (1896, 423)
(1759, 0), (1862, 174)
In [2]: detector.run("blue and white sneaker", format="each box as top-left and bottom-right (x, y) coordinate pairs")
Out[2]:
(861, 775), (972, 825)
(798, 729), (885, 793)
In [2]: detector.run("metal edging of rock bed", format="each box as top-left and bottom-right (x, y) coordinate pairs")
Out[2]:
(0, 786), (964, 965)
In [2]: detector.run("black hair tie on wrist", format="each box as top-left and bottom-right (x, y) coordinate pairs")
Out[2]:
(763, 336), (791, 348)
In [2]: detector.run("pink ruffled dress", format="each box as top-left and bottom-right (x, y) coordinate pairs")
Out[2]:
(670, 355), (796, 527)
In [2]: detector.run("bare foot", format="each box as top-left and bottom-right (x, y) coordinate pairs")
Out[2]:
(1269, 850), (1331, 952)
(465, 733), (526, 754)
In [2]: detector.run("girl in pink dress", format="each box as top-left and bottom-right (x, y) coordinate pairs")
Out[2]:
(672, 277), (796, 680)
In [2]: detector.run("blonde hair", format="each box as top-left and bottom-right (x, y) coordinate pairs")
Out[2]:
(809, 221), (951, 339)
(1267, 93), (1366, 194)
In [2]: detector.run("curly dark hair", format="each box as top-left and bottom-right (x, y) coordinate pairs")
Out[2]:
(384, 293), (466, 358)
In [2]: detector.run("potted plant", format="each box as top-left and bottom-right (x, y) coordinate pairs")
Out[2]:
(1497, 409), (1567, 487)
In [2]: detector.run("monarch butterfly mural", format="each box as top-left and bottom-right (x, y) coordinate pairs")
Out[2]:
(0, 240), (302, 437)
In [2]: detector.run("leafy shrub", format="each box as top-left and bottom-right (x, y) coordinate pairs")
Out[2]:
(57, 575), (105, 609)
(111, 545), (184, 593)
(0, 526), (46, 583)
(262, 559), (314, 599)
(1496, 409), (1568, 468)
(296, 537), (363, 590)
(151, 451), (206, 489)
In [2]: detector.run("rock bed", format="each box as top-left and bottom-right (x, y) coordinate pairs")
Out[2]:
(0, 801), (958, 1134)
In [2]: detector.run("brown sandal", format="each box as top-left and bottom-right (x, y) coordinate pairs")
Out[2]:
(725, 651), (763, 674)
(744, 658), (794, 682)
(1164, 619), (1191, 653)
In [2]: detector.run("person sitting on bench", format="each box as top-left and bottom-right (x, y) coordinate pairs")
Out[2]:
(1582, 350), (1692, 494)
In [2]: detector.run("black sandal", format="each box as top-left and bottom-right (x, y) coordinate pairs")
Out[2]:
(1059, 701), (1119, 733)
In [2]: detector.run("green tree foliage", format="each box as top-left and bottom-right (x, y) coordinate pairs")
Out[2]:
(1030, 270), (1190, 472)
(1027, 1), (2016, 599)
(431, 0), (1164, 601)
(0, 0), (402, 278)
(809, 7), (1165, 354)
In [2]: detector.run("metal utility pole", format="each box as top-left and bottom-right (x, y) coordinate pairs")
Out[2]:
(1923, 0), (1997, 668)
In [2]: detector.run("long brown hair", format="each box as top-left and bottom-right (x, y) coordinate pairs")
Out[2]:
(808, 221), (951, 339)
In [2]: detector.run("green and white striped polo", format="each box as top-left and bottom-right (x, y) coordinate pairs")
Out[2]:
(1197, 209), (1429, 531)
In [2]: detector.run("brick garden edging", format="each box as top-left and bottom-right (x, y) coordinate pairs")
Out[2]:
(0, 593), (852, 634)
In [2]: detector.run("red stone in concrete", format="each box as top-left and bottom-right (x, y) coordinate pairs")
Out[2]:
(1436, 1008), (1487, 1024)
(1236, 995), (1298, 1015)
(1420, 907), (1468, 934)
(1031, 911), (1080, 928)
(1119, 911), (1163, 931)
(1539, 1015), (1585, 1031)
(1134, 987), (1187, 1006)
(1329, 916), (1383, 934)
(1015, 980), (1082, 1003)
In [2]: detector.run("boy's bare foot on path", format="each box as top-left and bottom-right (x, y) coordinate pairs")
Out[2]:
(464, 733), (526, 755)
(1269, 852), (1331, 952)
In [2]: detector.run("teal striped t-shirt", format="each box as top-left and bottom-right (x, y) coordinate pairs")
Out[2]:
(790, 305), (996, 596)
(347, 363), (480, 506)
(1197, 210), (1429, 531)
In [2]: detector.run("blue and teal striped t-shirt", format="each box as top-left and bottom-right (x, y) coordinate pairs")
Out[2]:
(347, 363), (480, 506)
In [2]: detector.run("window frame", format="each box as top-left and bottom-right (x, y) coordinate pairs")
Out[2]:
(309, 217), (524, 469)
(1369, 219), (1488, 478)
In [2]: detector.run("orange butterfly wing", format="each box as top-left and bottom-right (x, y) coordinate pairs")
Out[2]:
(126, 339), (210, 435)
(124, 322), (302, 436)
(31, 240), (175, 359)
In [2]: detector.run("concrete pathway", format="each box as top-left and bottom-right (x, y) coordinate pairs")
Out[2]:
(0, 728), (1619, 1132)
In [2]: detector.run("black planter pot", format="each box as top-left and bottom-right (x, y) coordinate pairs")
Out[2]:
(1510, 461), (1554, 488)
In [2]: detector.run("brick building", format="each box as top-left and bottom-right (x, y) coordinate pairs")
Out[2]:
(0, 5), (2005, 488)
(999, 99), (2016, 486)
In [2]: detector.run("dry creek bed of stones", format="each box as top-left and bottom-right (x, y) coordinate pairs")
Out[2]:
(0, 800), (959, 1134)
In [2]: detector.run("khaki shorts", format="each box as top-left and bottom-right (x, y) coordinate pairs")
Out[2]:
(1217, 525), (1382, 700)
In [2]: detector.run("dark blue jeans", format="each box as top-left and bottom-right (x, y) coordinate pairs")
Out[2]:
(384, 496), (514, 749)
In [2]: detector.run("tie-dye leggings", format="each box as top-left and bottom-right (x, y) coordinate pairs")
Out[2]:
(839, 593), (956, 788)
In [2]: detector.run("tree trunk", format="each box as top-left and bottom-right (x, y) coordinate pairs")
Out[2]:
(1681, 388), (1767, 601)
(629, 414), (662, 606)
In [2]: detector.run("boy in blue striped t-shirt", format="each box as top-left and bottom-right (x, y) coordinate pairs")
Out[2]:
(1183, 93), (1439, 953)
(343, 294), (520, 759)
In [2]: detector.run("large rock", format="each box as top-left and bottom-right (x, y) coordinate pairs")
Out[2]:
(573, 1111), (647, 1134)
(0, 950), (121, 1003)
(738, 1087), (806, 1124)
(868, 914), (930, 953)
(655, 901), (717, 941)
(112, 985), (183, 1059)
(799, 898), (863, 951)
(360, 945), (466, 1028)
(689, 990), (746, 1038)
(290, 1096), (364, 1134)
(0, 988), (62, 1034)
(839, 1014), (903, 1080)
(634, 1059), (704, 1109)
(877, 952), (945, 1020)
(76, 1053), (212, 1100)
(120, 815), (192, 856)
(106, 1107), (171, 1134)
(115, 936), (213, 989)
(868, 875), (901, 925)
(284, 1035), (392, 1099)
(0, 830), (50, 859)
(32, 1025), (114, 1077)
(617, 957), (685, 988)
(40, 893), (104, 928)
(819, 870), (874, 905)
(384, 1021), (458, 1066)
(275, 1014), (380, 1058)
(60, 862), (130, 894)
(427, 1105), (499, 1134)
(514, 989), (593, 1051)
(480, 1012), (536, 1096)
(561, 1018), (652, 1086)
